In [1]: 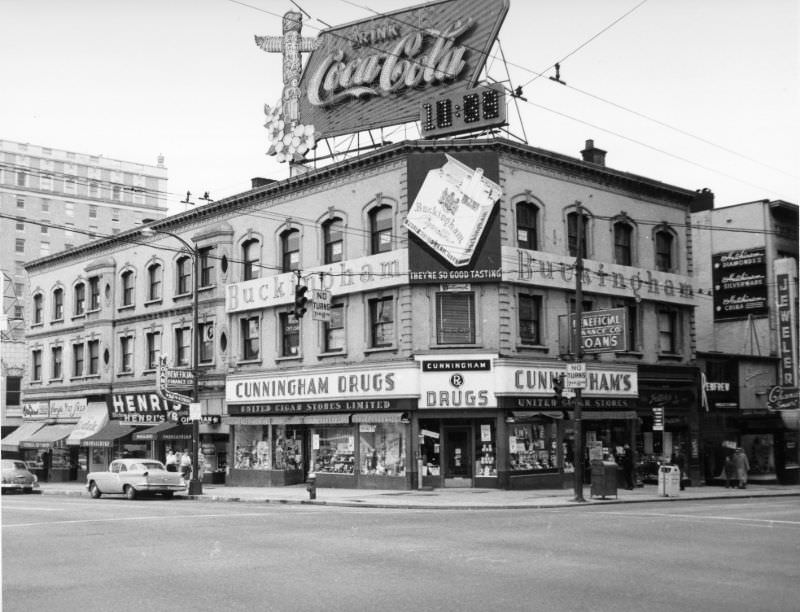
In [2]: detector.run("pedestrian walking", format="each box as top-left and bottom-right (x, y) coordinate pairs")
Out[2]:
(723, 454), (736, 488)
(180, 449), (192, 481)
(732, 447), (750, 489)
(165, 448), (178, 472)
(621, 445), (635, 490)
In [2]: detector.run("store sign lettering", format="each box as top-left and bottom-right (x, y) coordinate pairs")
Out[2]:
(229, 399), (394, 415)
(425, 389), (489, 408)
(512, 368), (635, 395)
(108, 392), (188, 416)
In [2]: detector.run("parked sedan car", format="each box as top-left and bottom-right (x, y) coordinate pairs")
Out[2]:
(87, 458), (186, 499)
(1, 459), (40, 494)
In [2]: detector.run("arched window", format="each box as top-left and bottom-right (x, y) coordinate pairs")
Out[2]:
(281, 229), (300, 272)
(614, 222), (633, 266)
(516, 202), (538, 250)
(654, 227), (675, 272)
(369, 206), (392, 254)
(33, 292), (43, 325)
(323, 217), (344, 264)
(147, 263), (162, 301)
(176, 256), (192, 295)
(52, 287), (64, 321)
(73, 282), (86, 316)
(242, 239), (260, 281)
(120, 270), (134, 306)
(567, 211), (589, 257)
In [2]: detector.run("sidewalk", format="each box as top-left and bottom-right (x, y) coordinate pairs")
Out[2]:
(34, 481), (800, 509)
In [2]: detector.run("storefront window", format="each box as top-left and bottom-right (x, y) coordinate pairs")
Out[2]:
(358, 423), (405, 477)
(234, 425), (271, 470)
(419, 422), (441, 476)
(509, 421), (559, 471)
(310, 426), (354, 474)
(476, 422), (496, 477)
(272, 426), (303, 470)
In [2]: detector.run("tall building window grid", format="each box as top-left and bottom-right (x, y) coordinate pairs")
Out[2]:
(15, 238), (25, 253)
(199, 246), (215, 287)
(74, 282), (86, 316)
(51, 345), (63, 380)
(369, 206), (392, 254)
(324, 301), (345, 352)
(73, 343), (84, 378)
(148, 263), (162, 301)
(16, 196), (25, 209)
(120, 336), (133, 373)
(242, 239), (260, 281)
(176, 257), (191, 295)
(323, 217), (344, 264)
(614, 222), (633, 266)
(368, 296), (394, 348)
(241, 317), (260, 361)
(52, 288), (64, 321)
(121, 270), (134, 307)
(175, 327), (191, 367)
(281, 229), (300, 272)
(146, 331), (161, 370)
(280, 312), (300, 357)
(436, 292), (476, 345)
(516, 202), (538, 250)
(518, 293), (542, 345)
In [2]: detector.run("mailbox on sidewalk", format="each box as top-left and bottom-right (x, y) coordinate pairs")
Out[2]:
(590, 460), (618, 499)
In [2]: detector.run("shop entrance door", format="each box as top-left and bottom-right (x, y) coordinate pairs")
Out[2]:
(444, 427), (472, 487)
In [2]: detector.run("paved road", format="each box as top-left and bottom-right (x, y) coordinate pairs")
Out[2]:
(3, 495), (798, 612)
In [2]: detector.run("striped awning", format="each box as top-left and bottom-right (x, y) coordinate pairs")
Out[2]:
(19, 424), (75, 449)
(512, 411), (563, 421)
(1, 422), (46, 453)
(80, 420), (140, 448)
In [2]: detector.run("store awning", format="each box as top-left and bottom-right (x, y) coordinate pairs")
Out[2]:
(1, 422), (46, 453)
(66, 403), (110, 446)
(133, 422), (193, 441)
(511, 411), (563, 421)
(567, 410), (638, 420)
(351, 412), (406, 424)
(80, 420), (140, 448)
(19, 424), (75, 449)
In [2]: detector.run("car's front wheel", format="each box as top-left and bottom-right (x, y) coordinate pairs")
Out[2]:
(89, 482), (102, 499)
(124, 485), (137, 500)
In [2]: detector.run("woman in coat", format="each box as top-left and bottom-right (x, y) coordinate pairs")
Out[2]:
(732, 447), (750, 489)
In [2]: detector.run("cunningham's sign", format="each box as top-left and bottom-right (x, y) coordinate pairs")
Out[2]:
(296, 0), (509, 138)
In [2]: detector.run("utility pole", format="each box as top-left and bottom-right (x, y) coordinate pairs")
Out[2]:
(573, 201), (586, 503)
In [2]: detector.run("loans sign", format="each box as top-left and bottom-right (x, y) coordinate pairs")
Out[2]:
(296, 0), (509, 138)
(564, 308), (628, 354)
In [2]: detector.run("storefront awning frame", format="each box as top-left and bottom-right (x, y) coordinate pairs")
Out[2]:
(19, 424), (75, 450)
(80, 420), (141, 448)
(1, 422), (46, 453)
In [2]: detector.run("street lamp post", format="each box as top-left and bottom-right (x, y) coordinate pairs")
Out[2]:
(142, 227), (203, 495)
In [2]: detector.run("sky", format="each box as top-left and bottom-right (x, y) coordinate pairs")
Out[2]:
(1, 0), (798, 216)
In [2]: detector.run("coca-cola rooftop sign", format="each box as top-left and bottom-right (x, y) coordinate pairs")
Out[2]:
(297, 0), (509, 138)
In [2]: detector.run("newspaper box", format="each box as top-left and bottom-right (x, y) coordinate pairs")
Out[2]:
(658, 465), (681, 497)
(590, 460), (618, 499)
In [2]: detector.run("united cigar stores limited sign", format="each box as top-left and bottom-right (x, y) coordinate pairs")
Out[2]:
(296, 0), (509, 138)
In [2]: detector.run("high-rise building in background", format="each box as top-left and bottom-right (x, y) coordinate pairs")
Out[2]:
(0, 138), (168, 434)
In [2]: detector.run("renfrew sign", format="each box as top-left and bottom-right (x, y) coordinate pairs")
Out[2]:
(297, 0), (509, 138)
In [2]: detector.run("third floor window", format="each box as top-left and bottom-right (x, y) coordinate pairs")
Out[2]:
(281, 229), (300, 272)
(176, 257), (192, 295)
(516, 202), (538, 250)
(121, 271), (134, 306)
(74, 283), (86, 316)
(614, 222), (633, 266)
(242, 239), (260, 281)
(199, 247), (215, 287)
(370, 206), (392, 254)
(323, 218), (344, 264)
(148, 264), (162, 301)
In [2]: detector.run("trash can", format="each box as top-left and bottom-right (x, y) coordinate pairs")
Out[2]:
(590, 460), (618, 499)
(658, 465), (680, 497)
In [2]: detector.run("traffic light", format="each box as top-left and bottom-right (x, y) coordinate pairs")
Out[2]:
(552, 374), (564, 400)
(293, 284), (308, 319)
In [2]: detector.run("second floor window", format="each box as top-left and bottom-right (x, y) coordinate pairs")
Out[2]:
(175, 327), (191, 367)
(323, 218), (344, 264)
(242, 239), (260, 281)
(146, 331), (161, 370)
(241, 317), (260, 361)
(74, 283), (86, 316)
(655, 229), (674, 272)
(368, 296), (394, 348)
(516, 202), (538, 250)
(370, 206), (392, 254)
(148, 264), (162, 301)
(121, 271), (134, 307)
(52, 288), (64, 321)
(199, 323), (214, 363)
(73, 343), (84, 377)
(280, 312), (300, 357)
(51, 346), (63, 379)
(614, 222), (633, 266)
(436, 292), (475, 345)
(519, 293), (542, 345)
(32, 350), (42, 381)
(176, 257), (192, 295)
(120, 336), (133, 373)
(567, 211), (589, 258)
(88, 340), (99, 375)
(89, 276), (100, 310)
(33, 293), (43, 324)
(658, 308), (679, 354)
(281, 229), (300, 272)
(324, 302), (345, 352)
(199, 247), (215, 287)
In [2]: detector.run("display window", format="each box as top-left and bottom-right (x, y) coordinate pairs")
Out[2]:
(509, 421), (560, 472)
(476, 422), (496, 477)
(358, 423), (406, 477)
(310, 426), (355, 474)
(234, 425), (303, 471)
(419, 421), (441, 476)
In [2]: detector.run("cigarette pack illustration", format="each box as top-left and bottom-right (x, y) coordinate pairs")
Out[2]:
(404, 154), (502, 267)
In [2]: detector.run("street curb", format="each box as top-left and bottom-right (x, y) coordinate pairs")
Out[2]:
(38, 487), (800, 510)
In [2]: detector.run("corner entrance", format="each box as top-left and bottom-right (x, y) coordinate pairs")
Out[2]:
(444, 427), (472, 487)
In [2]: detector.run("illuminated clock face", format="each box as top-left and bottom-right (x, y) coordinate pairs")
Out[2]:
(420, 84), (507, 138)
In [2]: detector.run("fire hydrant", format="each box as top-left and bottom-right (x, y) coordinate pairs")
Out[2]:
(306, 472), (317, 500)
